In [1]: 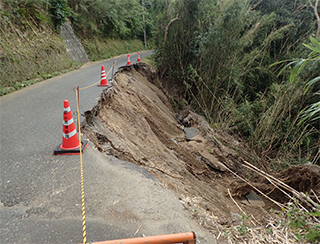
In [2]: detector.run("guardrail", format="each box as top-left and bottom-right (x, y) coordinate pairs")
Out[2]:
(81, 232), (196, 244)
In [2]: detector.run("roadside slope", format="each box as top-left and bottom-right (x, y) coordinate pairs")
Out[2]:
(82, 62), (320, 243)
(82, 63), (249, 235)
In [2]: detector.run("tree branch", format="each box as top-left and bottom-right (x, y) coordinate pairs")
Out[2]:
(250, 0), (265, 11)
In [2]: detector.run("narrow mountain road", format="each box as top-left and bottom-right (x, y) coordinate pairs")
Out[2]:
(0, 52), (216, 244)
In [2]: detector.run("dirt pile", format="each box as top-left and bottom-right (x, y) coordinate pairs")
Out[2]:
(81, 63), (320, 240)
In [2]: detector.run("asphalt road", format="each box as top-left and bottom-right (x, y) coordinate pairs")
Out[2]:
(0, 51), (216, 244)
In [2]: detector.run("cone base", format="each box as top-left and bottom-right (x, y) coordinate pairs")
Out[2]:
(97, 84), (111, 87)
(53, 140), (88, 155)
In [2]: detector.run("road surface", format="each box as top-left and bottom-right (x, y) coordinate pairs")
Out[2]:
(0, 51), (216, 243)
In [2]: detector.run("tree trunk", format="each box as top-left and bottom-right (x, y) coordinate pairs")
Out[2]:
(161, 0), (182, 50)
(142, 0), (147, 48)
(315, 0), (320, 37)
(162, 15), (180, 50)
(309, 0), (320, 37)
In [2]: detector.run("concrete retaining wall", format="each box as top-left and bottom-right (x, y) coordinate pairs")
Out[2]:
(60, 21), (89, 63)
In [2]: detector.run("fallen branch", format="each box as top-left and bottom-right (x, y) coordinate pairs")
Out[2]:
(227, 188), (258, 226)
(219, 162), (285, 209)
(242, 160), (320, 209)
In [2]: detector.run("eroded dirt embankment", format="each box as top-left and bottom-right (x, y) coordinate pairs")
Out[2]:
(81, 63), (320, 239)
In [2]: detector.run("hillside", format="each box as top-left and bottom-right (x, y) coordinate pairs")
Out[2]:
(0, 0), (147, 95)
(81, 62), (320, 243)
(0, 18), (146, 96)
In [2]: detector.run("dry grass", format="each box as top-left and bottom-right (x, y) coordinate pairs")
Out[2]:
(0, 19), (73, 94)
(221, 217), (299, 244)
(217, 161), (320, 244)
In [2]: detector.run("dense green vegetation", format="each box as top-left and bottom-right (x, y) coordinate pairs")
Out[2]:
(66, 0), (152, 60)
(150, 3), (320, 240)
(154, 0), (320, 167)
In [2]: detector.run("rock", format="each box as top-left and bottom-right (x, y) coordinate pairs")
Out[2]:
(231, 212), (242, 221)
(245, 191), (265, 207)
(183, 127), (200, 141)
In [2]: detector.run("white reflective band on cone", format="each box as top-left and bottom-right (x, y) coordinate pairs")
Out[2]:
(63, 107), (71, 113)
(64, 118), (74, 126)
(63, 129), (77, 139)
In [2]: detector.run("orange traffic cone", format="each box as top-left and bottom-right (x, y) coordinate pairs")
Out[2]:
(98, 65), (110, 87)
(137, 52), (141, 62)
(126, 54), (131, 65)
(54, 100), (88, 155)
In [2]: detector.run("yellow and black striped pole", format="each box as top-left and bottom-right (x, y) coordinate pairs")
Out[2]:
(74, 60), (117, 243)
(76, 87), (87, 244)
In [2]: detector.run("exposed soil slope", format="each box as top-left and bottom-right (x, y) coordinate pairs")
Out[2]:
(81, 63), (320, 242)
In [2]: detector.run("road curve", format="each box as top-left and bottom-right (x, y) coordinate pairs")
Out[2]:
(0, 51), (216, 244)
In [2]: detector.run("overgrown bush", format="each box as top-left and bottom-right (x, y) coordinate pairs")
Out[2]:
(68, 0), (151, 41)
(1, 0), (50, 27)
(155, 0), (320, 165)
(49, 0), (70, 32)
